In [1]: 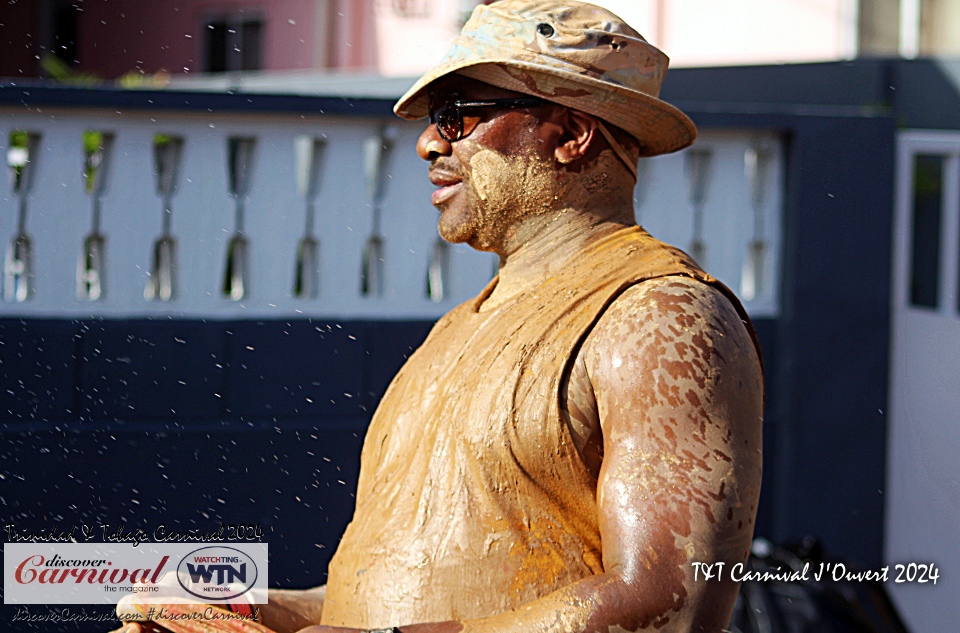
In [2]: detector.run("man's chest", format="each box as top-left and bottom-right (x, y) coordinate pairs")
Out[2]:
(364, 307), (578, 474)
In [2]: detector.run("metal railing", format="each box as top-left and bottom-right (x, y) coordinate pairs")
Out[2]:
(0, 94), (782, 319)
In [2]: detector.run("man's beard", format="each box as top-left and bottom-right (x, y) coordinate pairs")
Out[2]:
(437, 148), (561, 252)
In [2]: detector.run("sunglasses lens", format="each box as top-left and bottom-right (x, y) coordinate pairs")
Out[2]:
(435, 105), (461, 141)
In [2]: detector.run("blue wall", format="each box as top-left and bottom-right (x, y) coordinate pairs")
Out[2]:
(0, 318), (431, 629)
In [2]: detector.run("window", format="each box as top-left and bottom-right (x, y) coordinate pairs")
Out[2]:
(909, 154), (944, 308)
(51, 0), (79, 65)
(205, 17), (263, 72)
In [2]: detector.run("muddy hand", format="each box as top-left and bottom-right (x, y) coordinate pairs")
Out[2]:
(118, 601), (276, 633)
(108, 622), (166, 633)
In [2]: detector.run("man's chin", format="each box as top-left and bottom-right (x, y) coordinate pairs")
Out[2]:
(436, 206), (501, 252)
(437, 225), (466, 244)
(438, 222), (498, 254)
(436, 210), (474, 245)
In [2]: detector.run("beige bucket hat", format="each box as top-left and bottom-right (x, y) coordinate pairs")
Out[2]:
(394, 0), (696, 157)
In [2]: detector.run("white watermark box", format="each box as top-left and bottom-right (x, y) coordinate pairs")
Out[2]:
(4, 543), (268, 605)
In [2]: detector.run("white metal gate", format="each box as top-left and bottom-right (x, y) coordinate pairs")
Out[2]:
(887, 130), (960, 631)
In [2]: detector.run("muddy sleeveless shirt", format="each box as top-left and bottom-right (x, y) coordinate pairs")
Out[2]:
(322, 226), (757, 627)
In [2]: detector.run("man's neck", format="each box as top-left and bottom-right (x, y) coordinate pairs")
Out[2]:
(481, 208), (635, 311)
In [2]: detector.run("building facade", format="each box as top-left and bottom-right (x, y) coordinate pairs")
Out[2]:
(3, 0), (960, 80)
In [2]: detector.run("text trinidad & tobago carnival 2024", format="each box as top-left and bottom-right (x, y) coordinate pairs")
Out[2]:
(6, 522), (253, 547)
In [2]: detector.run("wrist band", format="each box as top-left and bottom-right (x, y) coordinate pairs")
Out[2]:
(366, 628), (401, 633)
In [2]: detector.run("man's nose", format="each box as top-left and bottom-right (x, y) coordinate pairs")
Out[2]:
(416, 123), (452, 161)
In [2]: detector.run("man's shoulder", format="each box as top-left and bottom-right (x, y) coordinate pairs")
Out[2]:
(594, 274), (744, 335)
(581, 274), (760, 384)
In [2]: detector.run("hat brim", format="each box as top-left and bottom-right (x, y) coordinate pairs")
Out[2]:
(394, 58), (696, 157)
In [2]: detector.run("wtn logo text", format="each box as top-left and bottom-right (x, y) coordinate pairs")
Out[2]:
(186, 558), (247, 585)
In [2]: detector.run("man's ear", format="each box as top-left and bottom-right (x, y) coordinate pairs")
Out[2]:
(554, 109), (600, 165)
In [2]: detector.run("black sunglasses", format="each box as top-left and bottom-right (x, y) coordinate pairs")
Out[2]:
(429, 96), (548, 142)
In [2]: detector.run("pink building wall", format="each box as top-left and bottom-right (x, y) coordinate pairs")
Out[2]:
(373, 1), (465, 76)
(0, 1), (41, 78)
(329, 0), (378, 71)
(75, 0), (323, 77)
(51, 0), (378, 78)
(596, 0), (857, 67)
(0, 0), (927, 80)
(0, 0), (411, 79)
(367, 0), (859, 77)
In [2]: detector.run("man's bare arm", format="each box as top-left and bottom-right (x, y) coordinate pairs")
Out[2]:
(262, 586), (326, 632)
(299, 276), (763, 633)
(108, 586), (325, 633)
(585, 277), (762, 630)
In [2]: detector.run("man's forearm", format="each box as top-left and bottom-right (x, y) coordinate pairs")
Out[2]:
(261, 586), (326, 633)
(292, 575), (656, 633)
(392, 569), (728, 633)
(457, 573), (670, 633)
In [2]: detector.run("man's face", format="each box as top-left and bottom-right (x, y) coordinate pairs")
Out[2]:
(416, 75), (564, 253)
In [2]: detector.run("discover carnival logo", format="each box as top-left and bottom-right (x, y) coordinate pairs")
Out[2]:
(13, 553), (169, 587)
(176, 546), (258, 601)
(4, 542), (269, 605)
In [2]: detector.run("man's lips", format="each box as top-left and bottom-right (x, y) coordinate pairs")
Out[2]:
(429, 170), (461, 187)
(429, 170), (463, 205)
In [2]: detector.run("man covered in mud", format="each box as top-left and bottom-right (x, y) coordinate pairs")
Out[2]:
(114, 1), (763, 632)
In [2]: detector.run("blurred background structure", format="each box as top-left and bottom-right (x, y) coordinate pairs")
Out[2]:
(1, 1), (959, 632)
(3, 0), (960, 80)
